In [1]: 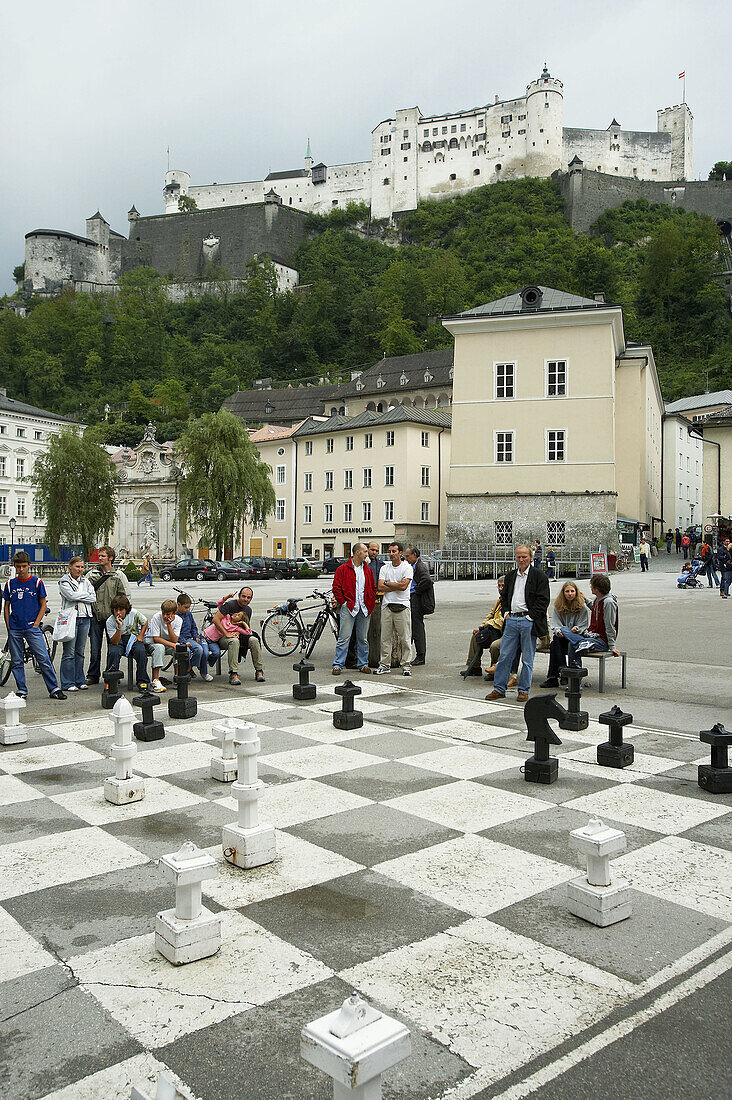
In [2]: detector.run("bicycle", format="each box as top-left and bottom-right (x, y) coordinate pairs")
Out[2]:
(260, 589), (340, 658)
(614, 552), (633, 572)
(161, 588), (220, 673)
(0, 611), (56, 686)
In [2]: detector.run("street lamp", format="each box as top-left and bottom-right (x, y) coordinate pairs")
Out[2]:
(8, 517), (16, 565)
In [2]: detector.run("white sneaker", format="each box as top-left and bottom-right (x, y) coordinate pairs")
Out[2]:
(204, 673), (214, 682)
(402, 667), (412, 677)
(66, 686), (78, 692)
(374, 666), (391, 675)
(77, 683), (88, 690)
(574, 640), (595, 653)
(151, 679), (166, 693)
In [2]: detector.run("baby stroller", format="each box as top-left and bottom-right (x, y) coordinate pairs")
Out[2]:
(677, 558), (705, 589)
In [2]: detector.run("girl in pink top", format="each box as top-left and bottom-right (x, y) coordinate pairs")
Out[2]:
(204, 611), (251, 643)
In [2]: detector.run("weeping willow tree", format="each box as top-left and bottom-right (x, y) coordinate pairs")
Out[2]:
(177, 409), (275, 558)
(30, 429), (117, 555)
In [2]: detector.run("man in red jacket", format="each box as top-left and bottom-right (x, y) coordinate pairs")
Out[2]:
(332, 543), (376, 675)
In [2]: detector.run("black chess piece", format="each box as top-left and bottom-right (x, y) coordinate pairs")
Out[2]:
(333, 679), (363, 731)
(524, 694), (564, 784)
(101, 668), (124, 710)
(132, 688), (165, 742)
(698, 723), (732, 793)
(597, 705), (634, 768)
(558, 666), (589, 732)
(168, 643), (197, 719)
(293, 659), (316, 701)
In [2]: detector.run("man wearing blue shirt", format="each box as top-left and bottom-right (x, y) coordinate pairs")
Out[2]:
(2, 551), (66, 700)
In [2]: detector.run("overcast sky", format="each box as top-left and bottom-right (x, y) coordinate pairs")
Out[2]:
(1, 0), (728, 297)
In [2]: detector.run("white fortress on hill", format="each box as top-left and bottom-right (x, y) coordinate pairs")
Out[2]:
(164, 67), (693, 221)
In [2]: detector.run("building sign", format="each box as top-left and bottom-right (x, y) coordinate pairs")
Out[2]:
(321, 527), (373, 535)
(590, 552), (608, 575)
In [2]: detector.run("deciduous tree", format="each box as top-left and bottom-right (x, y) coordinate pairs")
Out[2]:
(29, 430), (117, 554)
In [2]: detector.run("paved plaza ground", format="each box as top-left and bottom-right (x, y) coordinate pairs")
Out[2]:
(1, 560), (730, 1098)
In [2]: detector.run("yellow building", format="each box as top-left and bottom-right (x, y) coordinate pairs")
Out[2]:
(442, 286), (663, 548)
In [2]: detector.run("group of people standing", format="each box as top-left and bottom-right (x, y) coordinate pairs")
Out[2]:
(331, 541), (435, 677)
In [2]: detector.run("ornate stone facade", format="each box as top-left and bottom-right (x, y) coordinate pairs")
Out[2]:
(112, 424), (182, 560)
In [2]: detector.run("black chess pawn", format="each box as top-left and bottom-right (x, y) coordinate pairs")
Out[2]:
(132, 688), (166, 742)
(597, 705), (634, 768)
(168, 643), (198, 719)
(698, 723), (732, 793)
(293, 659), (316, 701)
(101, 668), (124, 710)
(524, 694), (564, 784)
(558, 666), (589, 732)
(333, 679), (363, 731)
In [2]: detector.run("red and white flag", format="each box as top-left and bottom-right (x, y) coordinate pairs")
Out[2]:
(678, 71), (685, 79)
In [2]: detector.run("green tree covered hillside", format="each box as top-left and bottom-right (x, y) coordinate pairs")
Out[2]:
(1, 179), (729, 444)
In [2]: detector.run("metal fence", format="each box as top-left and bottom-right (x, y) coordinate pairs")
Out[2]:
(419, 542), (598, 580)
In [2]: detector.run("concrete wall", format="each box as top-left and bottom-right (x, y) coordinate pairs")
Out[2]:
(24, 232), (108, 294)
(445, 491), (619, 550)
(662, 416), (703, 529)
(701, 421), (732, 526)
(563, 127), (671, 179)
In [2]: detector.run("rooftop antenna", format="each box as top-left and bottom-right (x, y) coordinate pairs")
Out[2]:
(166, 145), (170, 172)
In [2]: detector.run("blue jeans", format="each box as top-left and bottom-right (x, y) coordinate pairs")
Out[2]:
(334, 605), (369, 669)
(720, 570), (732, 597)
(87, 616), (108, 681)
(493, 616), (537, 695)
(8, 627), (59, 695)
(566, 632), (609, 665)
(704, 561), (719, 587)
(60, 616), (91, 689)
(107, 636), (149, 687)
(186, 639), (210, 674)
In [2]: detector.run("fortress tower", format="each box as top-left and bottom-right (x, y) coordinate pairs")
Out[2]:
(163, 169), (191, 214)
(524, 65), (564, 177)
(657, 103), (693, 181)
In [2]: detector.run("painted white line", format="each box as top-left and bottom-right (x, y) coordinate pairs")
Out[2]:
(443, 944), (732, 1100)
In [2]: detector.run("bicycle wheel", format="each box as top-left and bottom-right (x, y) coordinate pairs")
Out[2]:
(261, 611), (304, 657)
(0, 647), (12, 686)
(303, 612), (327, 658)
(44, 625), (58, 665)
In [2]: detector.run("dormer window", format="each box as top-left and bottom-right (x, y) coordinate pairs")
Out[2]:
(376, 377), (385, 389)
(356, 381), (364, 391)
(424, 371), (433, 383)
(400, 373), (409, 385)
(448, 367), (454, 380)
(264, 402), (274, 415)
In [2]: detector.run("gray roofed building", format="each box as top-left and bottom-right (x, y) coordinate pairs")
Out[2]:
(222, 383), (349, 426)
(265, 169), (310, 181)
(0, 391), (78, 423)
(339, 349), (453, 398)
(664, 390), (732, 415)
(293, 406), (451, 437)
(448, 286), (610, 318)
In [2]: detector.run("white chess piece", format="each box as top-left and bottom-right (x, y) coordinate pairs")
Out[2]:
(1, 691), (27, 746)
(566, 817), (632, 926)
(221, 723), (276, 869)
(155, 840), (221, 965)
(104, 697), (145, 805)
(210, 717), (239, 782)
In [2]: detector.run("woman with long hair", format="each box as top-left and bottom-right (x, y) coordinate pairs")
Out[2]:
(540, 580), (589, 688)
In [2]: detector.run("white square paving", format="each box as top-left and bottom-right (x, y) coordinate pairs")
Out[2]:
(426, 719), (514, 743)
(72, 910), (332, 1046)
(565, 783), (728, 835)
(41, 717), (114, 743)
(163, 720), (221, 742)
(343, 918), (633, 1072)
(260, 743), (386, 778)
(132, 740), (218, 777)
(560, 758), (652, 785)
(204, 698), (291, 717)
(375, 834), (575, 916)
(282, 718), (393, 744)
(215, 777), (372, 828)
(402, 744), (523, 779)
(0, 774), (44, 806)
(0, 905), (57, 982)
(385, 781), (553, 833)
(0, 826), (148, 901)
(50, 778), (207, 826)
(562, 746), (682, 776)
(0, 742), (104, 774)
(355, 681), (412, 698)
(613, 836), (732, 922)
(203, 831), (362, 908)
(312, 698), (394, 716)
(405, 697), (504, 720)
(37, 1054), (189, 1100)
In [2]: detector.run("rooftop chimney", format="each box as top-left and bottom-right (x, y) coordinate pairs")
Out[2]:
(594, 292), (605, 304)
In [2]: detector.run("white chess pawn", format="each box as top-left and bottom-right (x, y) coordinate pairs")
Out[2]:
(1, 691), (27, 746)
(222, 723), (276, 869)
(210, 717), (239, 782)
(566, 817), (632, 926)
(155, 840), (221, 965)
(104, 697), (145, 805)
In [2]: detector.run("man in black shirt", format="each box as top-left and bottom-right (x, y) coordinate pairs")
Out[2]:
(213, 587), (265, 684)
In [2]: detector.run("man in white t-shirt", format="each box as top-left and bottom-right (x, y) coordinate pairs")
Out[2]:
(375, 542), (414, 676)
(144, 599), (182, 693)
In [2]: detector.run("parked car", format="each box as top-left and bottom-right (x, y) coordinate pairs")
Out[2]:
(159, 558), (218, 582)
(295, 556), (319, 571)
(320, 555), (348, 574)
(231, 557), (270, 580)
(206, 560), (245, 581)
(263, 557), (298, 580)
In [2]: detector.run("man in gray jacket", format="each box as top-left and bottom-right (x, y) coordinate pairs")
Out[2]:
(86, 546), (130, 684)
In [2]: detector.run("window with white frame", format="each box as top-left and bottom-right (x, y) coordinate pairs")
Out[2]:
(494, 520), (513, 545)
(34, 430), (42, 440)
(363, 467), (372, 488)
(364, 433), (373, 448)
(343, 469), (353, 489)
(547, 430), (565, 462)
(275, 499), (286, 521)
(324, 503), (333, 523)
(275, 465), (286, 484)
(304, 472), (312, 492)
(495, 362), (515, 399)
(303, 504), (312, 523)
(17, 497), (25, 517)
(16, 428), (25, 438)
(678, 482), (683, 499)
(324, 471), (333, 491)
(305, 441), (313, 456)
(385, 430), (394, 447)
(344, 503), (353, 522)
(384, 465), (394, 486)
(346, 435), (353, 451)
(546, 360), (567, 396)
(0, 425), (5, 435)
(0, 457), (5, 476)
(384, 501), (394, 521)
(421, 431), (430, 447)
(362, 502), (372, 522)
(546, 520), (565, 545)
(686, 457), (690, 471)
(326, 438), (334, 453)
(0, 496), (6, 516)
(0, 537), (5, 544)
(16, 458), (25, 479)
(679, 453), (683, 469)
(421, 502), (430, 522)
(495, 431), (514, 463)
(421, 465), (430, 487)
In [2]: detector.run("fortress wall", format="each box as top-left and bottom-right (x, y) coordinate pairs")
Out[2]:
(563, 128), (671, 179)
(24, 232), (107, 293)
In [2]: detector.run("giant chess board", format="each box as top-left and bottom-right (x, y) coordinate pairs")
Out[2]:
(1, 680), (730, 1099)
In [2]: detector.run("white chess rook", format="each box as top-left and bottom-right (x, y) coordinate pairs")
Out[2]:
(155, 840), (221, 965)
(222, 722), (276, 869)
(1, 691), (28, 745)
(566, 817), (632, 926)
(301, 991), (411, 1099)
(131, 1070), (178, 1100)
(210, 716), (239, 782)
(104, 697), (145, 805)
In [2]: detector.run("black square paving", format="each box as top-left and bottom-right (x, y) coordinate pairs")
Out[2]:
(0, 797), (87, 845)
(320, 760), (454, 801)
(102, 801), (233, 858)
(286, 802), (460, 865)
(339, 729), (450, 759)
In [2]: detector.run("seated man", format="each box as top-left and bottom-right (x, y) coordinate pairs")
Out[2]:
(213, 587), (265, 684)
(565, 573), (620, 665)
(176, 593), (214, 681)
(144, 599), (182, 693)
(462, 575), (506, 677)
(105, 595), (149, 691)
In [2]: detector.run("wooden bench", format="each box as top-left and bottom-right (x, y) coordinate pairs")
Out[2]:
(125, 653), (222, 690)
(584, 650), (628, 693)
